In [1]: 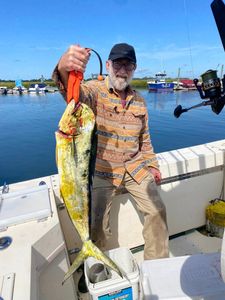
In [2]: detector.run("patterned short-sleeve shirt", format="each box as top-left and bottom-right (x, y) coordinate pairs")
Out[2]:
(53, 70), (159, 187)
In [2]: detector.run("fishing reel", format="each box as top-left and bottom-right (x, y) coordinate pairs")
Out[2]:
(174, 69), (225, 118)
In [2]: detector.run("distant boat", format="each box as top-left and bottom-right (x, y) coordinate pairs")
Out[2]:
(147, 73), (174, 92)
(173, 82), (189, 91)
(0, 86), (8, 95)
(173, 67), (188, 91)
(13, 86), (28, 94)
(28, 83), (47, 94)
(173, 68), (197, 91)
(179, 79), (197, 90)
(13, 80), (28, 94)
(45, 85), (59, 93)
(7, 89), (13, 94)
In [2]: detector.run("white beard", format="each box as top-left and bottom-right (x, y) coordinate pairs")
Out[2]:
(108, 63), (133, 91)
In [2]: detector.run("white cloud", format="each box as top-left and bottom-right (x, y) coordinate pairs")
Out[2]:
(29, 45), (65, 51)
(135, 68), (150, 74)
(138, 43), (222, 61)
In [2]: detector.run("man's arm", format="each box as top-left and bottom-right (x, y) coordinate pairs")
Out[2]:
(52, 45), (91, 92)
(52, 45), (98, 109)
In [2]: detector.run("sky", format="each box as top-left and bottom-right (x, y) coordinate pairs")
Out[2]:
(0, 0), (225, 81)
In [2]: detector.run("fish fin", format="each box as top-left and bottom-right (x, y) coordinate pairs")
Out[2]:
(62, 240), (129, 285)
(62, 248), (86, 285)
(88, 241), (130, 282)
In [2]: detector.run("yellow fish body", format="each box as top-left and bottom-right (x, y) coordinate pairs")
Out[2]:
(55, 99), (123, 284)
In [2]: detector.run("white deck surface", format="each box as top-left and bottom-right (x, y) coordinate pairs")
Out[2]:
(1, 139), (225, 299)
(1, 176), (222, 300)
(0, 176), (76, 300)
(76, 230), (222, 300)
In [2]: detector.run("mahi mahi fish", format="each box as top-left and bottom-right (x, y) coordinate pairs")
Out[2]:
(55, 99), (123, 284)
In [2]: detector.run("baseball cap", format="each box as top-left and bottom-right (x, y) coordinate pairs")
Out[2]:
(108, 43), (136, 63)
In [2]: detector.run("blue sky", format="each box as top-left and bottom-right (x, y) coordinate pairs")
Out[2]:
(0, 0), (224, 80)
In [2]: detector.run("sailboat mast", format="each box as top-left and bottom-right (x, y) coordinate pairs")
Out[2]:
(177, 67), (181, 87)
(220, 64), (224, 79)
(183, 0), (194, 78)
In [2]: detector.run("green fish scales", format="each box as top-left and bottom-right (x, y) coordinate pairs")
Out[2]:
(55, 99), (123, 284)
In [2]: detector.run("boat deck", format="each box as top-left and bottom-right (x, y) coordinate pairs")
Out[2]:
(1, 139), (225, 299)
(1, 172), (221, 300)
(76, 229), (222, 299)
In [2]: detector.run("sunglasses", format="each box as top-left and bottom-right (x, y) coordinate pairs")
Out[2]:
(112, 61), (136, 71)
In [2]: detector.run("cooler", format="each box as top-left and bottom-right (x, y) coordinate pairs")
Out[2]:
(84, 247), (139, 299)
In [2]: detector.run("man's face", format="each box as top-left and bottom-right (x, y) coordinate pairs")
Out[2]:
(106, 59), (136, 91)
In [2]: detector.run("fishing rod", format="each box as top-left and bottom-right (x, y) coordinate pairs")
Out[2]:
(174, 0), (225, 118)
(174, 70), (225, 118)
(90, 48), (103, 80)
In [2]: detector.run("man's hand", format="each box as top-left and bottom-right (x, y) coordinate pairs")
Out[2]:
(58, 45), (91, 87)
(59, 45), (90, 73)
(149, 167), (161, 185)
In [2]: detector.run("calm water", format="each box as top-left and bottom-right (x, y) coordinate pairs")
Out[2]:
(1, 90), (225, 185)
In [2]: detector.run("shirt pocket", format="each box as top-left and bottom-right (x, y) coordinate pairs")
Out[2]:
(131, 111), (146, 134)
(96, 105), (117, 132)
(97, 103), (113, 119)
(104, 106), (115, 118)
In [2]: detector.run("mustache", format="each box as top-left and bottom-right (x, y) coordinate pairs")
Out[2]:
(108, 64), (132, 90)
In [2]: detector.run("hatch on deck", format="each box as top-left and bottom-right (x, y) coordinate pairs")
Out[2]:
(0, 185), (52, 231)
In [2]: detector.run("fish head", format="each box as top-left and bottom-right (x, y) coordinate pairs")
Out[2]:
(58, 100), (83, 136)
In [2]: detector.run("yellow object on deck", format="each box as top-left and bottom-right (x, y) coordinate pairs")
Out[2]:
(206, 199), (225, 238)
(206, 199), (225, 227)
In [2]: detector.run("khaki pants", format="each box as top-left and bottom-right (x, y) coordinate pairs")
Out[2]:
(91, 172), (169, 260)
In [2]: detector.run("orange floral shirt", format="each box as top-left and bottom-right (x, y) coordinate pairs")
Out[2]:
(53, 70), (159, 187)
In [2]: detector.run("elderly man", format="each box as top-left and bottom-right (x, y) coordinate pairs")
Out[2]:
(53, 43), (169, 290)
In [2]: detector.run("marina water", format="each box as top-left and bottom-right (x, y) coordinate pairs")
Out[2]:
(1, 90), (225, 186)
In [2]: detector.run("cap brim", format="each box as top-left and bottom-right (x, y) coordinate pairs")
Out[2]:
(109, 54), (136, 63)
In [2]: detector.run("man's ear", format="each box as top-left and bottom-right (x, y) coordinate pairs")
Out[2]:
(106, 60), (110, 71)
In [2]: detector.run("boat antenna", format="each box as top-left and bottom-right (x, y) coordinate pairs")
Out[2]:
(183, 0), (195, 77)
(220, 64), (224, 78)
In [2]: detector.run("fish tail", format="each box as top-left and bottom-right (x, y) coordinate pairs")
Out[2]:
(62, 247), (85, 285)
(62, 240), (126, 285)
